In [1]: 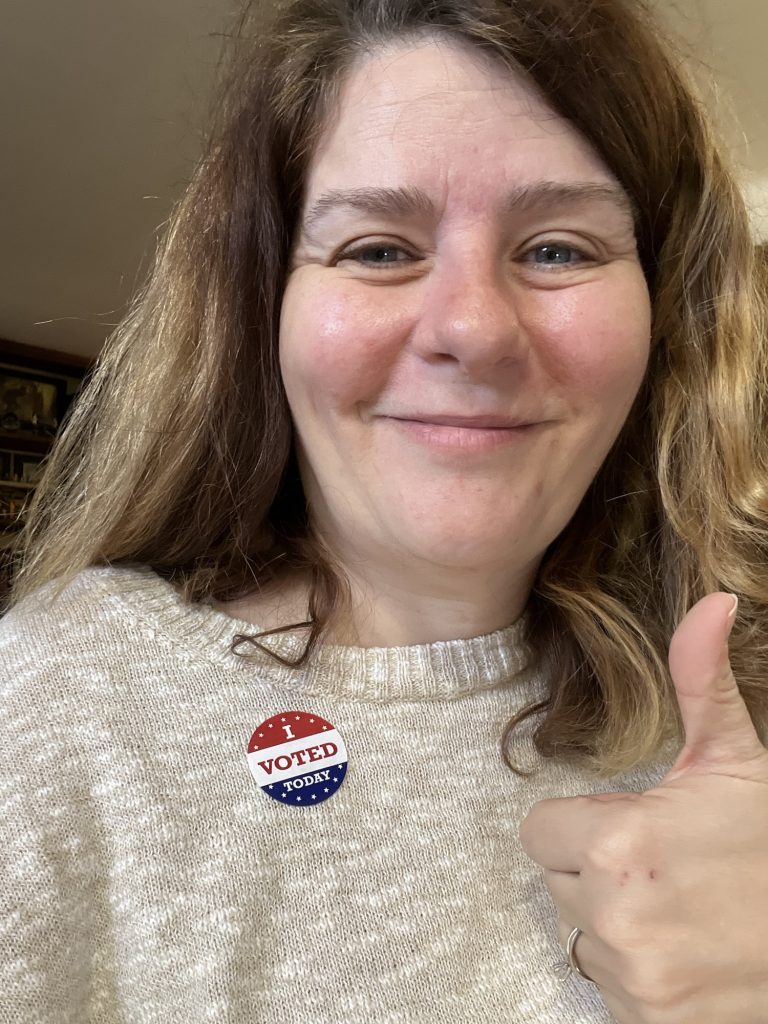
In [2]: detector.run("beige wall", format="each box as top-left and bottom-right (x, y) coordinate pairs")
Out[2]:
(656, 0), (768, 239)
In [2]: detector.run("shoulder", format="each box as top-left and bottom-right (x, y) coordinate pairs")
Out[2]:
(0, 563), (168, 709)
(0, 564), (117, 655)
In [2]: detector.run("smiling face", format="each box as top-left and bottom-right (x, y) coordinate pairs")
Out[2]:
(277, 34), (651, 636)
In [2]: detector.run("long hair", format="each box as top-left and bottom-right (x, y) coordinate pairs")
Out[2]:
(7, 0), (768, 779)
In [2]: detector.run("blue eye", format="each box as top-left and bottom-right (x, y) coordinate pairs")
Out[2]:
(336, 243), (409, 268)
(526, 243), (588, 268)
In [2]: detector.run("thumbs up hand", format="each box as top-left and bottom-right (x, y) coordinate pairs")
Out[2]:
(519, 593), (768, 1023)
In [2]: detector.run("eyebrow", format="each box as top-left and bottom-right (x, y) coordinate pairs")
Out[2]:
(302, 180), (638, 234)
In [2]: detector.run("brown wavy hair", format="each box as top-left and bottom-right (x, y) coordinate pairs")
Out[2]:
(7, 0), (768, 779)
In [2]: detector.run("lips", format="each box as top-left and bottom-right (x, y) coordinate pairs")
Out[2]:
(387, 416), (537, 453)
(391, 414), (533, 429)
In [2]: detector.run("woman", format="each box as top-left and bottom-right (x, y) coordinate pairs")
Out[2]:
(2, 0), (768, 1021)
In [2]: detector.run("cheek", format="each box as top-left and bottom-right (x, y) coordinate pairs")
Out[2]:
(530, 278), (651, 395)
(279, 279), (400, 411)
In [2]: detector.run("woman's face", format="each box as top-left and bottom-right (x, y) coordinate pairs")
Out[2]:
(278, 36), (651, 586)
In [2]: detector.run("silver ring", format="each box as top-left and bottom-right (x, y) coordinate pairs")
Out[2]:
(552, 926), (596, 983)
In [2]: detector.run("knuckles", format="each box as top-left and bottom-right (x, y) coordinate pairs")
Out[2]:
(618, 958), (691, 1015)
(582, 803), (652, 876)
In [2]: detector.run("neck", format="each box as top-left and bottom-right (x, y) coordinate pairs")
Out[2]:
(330, 569), (535, 646)
(213, 562), (537, 648)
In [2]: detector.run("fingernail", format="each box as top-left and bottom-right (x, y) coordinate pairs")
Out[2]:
(727, 593), (739, 625)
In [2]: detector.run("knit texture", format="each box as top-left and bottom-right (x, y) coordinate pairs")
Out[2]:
(0, 563), (679, 1023)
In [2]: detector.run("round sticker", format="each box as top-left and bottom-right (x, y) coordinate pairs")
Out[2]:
(246, 711), (348, 806)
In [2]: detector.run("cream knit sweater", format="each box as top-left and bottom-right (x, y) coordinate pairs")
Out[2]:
(0, 563), (679, 1024)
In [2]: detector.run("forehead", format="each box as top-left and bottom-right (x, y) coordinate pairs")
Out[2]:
(304, 36), (619, 208)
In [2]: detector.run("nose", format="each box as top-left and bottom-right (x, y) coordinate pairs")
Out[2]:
(413, 250), (526, 371)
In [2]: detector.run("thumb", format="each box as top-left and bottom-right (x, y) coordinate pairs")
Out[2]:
(665, 592), (766, 776)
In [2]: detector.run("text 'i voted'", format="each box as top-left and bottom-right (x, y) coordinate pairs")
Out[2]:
(246, 711), (348, 806)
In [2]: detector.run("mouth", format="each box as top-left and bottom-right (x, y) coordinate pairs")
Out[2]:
(389, 414), (535, 429)
(385, 417), (538, 452)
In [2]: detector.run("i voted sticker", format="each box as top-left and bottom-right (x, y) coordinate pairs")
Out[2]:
(246, 711), (348, 806)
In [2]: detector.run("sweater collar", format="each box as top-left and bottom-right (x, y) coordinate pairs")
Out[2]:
(99, 563), (541, 703)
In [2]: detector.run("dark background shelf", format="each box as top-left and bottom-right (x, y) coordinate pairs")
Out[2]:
(1, 339), (94, 613)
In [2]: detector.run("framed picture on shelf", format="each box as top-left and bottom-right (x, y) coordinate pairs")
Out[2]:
(0, 367), (67, 435)
(21, 456), (45, 485)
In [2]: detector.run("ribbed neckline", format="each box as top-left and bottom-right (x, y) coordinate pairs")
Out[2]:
(89, 562), (545, 704)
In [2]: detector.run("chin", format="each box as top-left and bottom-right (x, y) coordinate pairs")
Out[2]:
(394, 530), (515, 568)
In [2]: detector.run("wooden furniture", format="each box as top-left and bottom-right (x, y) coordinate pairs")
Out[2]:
(0, 339), (94, 612)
